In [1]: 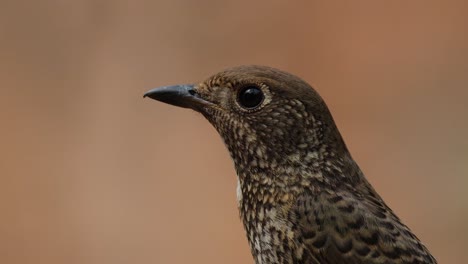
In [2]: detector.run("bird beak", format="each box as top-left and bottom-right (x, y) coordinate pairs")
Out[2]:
(144, 84), (211, 110)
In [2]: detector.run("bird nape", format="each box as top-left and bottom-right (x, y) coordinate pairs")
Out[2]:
(144, 65), (437, 264)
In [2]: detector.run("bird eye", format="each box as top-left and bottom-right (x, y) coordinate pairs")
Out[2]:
(237, 86), (264, 109)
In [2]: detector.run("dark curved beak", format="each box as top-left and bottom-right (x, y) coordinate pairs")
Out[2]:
(144, 84), (211, 110)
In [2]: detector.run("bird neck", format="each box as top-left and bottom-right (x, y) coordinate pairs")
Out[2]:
(234, 139), (365, 224)
(234, 147), (363, 264)
(235, 144), (360, 208)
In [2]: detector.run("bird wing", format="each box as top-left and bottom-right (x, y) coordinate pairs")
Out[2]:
(293, 184), (437, 264)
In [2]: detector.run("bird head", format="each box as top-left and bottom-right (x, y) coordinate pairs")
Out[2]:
(145, 66), (351, 184)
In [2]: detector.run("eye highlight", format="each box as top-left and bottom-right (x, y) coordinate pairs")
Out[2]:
(237, 86), (264, 109)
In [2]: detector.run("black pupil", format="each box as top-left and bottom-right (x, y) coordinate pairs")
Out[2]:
(238, 87), (263, 108)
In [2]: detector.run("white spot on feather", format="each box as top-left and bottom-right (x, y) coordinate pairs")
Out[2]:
(236, 178), (242, 206)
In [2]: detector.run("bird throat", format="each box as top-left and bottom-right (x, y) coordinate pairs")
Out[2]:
(235, 168), (305, 264)
(232, 145), (355, 263)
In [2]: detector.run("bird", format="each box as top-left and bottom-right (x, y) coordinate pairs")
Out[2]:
(144, 65), (437, 264)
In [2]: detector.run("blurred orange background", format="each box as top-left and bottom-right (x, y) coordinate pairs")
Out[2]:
(1, 1), (467, 263)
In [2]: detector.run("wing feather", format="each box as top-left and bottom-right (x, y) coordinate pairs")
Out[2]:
(291, 184), (437, 264)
